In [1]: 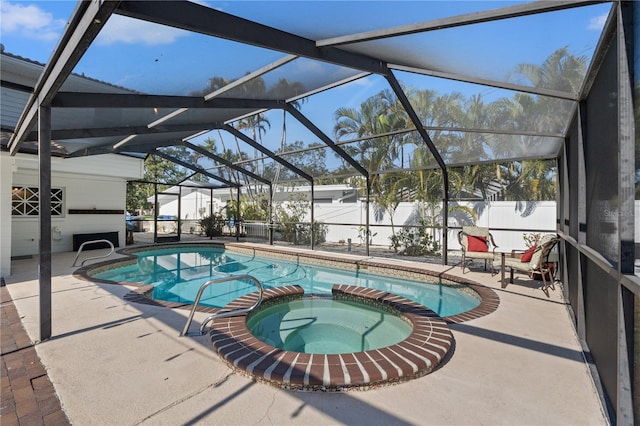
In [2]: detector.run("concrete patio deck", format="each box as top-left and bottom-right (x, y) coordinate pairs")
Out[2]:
(1, 241), (608, 425)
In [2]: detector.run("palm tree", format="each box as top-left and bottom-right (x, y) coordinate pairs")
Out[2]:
(334, 91), (409, 228)
(512, 46), (587, 93)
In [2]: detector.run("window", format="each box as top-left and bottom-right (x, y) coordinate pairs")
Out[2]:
(11, 187), (64, 216)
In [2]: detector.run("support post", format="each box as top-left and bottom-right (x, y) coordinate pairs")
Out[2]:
(209, 188), (213, 240)
(616, 3), (635, 422)
(366, 176), (370, 256)
(177, 186), (182, 240)
(269, 184), (274, 245)
(38, 104), (52, 341)
(236, 187), (240, 241)
(153, 183), (158, 243)
(442, 170), (449, 265)
(311, 180), (315, 250)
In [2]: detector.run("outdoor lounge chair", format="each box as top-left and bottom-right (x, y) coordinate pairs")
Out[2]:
(502, 233), (560, 295)
(458, 226), (498, 274)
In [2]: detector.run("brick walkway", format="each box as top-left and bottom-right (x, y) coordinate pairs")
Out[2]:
(1, 281), (70, 426)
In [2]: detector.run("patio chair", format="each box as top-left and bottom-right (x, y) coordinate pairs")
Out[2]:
(502, 233), (559, 295)
(458, 226), (498, 274)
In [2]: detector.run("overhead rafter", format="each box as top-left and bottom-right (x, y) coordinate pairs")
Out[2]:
(51, 93), (287, 109)
(181, 141), (271, 186)
(22, 118), (566, 144)
(68, 139), (183, 157)
(24, 124), (212, 142)
(153, 150), (240, 188)
(221, 124), (313, 182)
(285, 105), (369, 178)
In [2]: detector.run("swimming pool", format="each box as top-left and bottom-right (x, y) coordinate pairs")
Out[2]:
(90, 245), (480, 317)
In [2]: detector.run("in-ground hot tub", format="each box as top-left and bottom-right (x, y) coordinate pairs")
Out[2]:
(247, 295), (413, 354)
(210, 285), (453, 391)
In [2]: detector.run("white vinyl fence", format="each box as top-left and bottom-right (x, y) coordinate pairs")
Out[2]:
(310, 200), (558, 252)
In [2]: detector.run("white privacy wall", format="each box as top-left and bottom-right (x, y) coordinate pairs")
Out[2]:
(313, 200), (559, 252)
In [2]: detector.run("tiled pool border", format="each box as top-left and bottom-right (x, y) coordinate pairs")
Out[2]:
(74, 242), (499, 324)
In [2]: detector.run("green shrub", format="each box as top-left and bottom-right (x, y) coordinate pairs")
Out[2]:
(277, 221), (327, 245)
(199, 213), (225, 237)
(389, 219), (440, 256)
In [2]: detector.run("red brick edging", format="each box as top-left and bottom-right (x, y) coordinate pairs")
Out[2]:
(209, 285), (453, 391)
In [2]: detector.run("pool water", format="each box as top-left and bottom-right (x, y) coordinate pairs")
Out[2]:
(246, 297), (412, 354)
(92, 246), (480, 317)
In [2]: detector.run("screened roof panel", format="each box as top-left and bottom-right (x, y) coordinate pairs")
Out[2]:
(339, 3), (611, 92)
(1, 87), (30, 129)
(55, 136), (127, 154)
(429, 132), (564, 165)
(49, 107), (177, 131)
(4, 0), (614, 180)
(211, 1), (524, 40)
(72, 15), (287, 96)
(394, 70), (576, 135)
(155, 107), (260, 128)
(223, 58), (364, 101)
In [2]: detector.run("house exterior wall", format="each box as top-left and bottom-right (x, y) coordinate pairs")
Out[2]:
(2, 153), (143, 275)
(0, 154), (13, 277)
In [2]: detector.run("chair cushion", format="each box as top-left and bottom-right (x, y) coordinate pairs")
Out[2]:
(521, 245), (537, 262)
(467, 235), (488, 252)
(504, 257), (530, 271)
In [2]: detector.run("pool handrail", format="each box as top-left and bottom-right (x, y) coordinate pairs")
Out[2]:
(180, 274), (264, 337)
(72, 239), (115, 267)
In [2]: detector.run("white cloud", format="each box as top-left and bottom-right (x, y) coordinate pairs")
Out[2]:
(587, 13), (607, 31)
(96, 14), (190, 45)
(0, 0), (65, 41)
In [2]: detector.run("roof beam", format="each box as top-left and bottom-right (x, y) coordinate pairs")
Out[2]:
(67, 139), (179, 157)
(115, 0), (387, 75)
(23, 124), (211, 142)
(286, 105), (369, 178)
(8, 0), (120, 155)
(21, 120), (565, 144)
(181, 141), (271, 186)
(152, 150), (239, 188)
(220, 124), (313, 182)
(51, 93), (287, 109)
(317, 0), (607, 47)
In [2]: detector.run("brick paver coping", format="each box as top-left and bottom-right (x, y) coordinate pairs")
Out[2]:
(209, 284), (453, 391)
(1, 282), (70, 426)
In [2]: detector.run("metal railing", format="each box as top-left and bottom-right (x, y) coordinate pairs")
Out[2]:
(72, 239), (115, 267)
(180, 274), (263, 337)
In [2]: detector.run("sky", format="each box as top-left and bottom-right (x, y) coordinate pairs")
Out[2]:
(0, 0), (612, 172)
